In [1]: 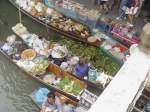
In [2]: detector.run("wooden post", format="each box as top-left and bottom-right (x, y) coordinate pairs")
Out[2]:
(18, 1), (22, 23)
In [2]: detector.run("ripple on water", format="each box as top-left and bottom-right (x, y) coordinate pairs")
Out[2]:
(0, 0), (51, 111)
(0, 55), (39, 112)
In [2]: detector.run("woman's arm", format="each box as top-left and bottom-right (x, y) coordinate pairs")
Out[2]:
(135, 0), (139, 7)
(55, 96), (63, 112)
(40, 106), (46, 112)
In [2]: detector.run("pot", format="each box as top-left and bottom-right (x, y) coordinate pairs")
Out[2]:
(51, 46), (68, 59)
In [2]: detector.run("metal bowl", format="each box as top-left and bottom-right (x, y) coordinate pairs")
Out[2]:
(51, 46), (68, 59)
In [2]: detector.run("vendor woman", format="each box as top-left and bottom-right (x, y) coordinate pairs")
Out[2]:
(41, 92), (62, 112)
(75, 57), (89, 78)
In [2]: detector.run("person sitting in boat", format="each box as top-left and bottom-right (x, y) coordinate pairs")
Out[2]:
(41, 92), (63, 112)
(75, 57), (89, 78)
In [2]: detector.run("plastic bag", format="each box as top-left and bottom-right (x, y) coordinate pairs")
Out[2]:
(35, 88), (50, 104)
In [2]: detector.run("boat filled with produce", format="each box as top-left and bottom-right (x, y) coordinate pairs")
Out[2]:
(43, 0), (101, 26)
(12, 0), (102, 47)
(43, 0), (140, 46)
(0, 34), (103, 111)
(12, 23), (113, 88)
(0, 34), (87, 99)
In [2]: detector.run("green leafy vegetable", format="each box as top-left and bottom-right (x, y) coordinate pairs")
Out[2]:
(49, 35), (121, 76)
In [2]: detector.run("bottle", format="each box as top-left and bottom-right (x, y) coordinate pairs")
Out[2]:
(88, 67), (97, 81)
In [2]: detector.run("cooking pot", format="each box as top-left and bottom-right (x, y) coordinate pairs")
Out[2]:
(51, 46), (68, 59)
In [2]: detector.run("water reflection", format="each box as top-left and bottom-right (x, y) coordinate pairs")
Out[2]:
(0, 54), (41, 112)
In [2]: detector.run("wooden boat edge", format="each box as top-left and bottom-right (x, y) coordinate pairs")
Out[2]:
(8, 0), (102, 47)
(0, 42), (81, 101)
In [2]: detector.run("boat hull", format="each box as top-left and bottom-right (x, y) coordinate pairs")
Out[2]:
(0, 41), (83, 101)
(8, 0), (102, 47)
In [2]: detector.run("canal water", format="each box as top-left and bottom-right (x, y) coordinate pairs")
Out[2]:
(0, 0), (52, 111)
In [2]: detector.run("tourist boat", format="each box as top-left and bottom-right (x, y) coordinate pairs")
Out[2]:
(9, 0), (102, 47)
(0, 38), (87, 100)
(11, 23), (112, 89)
(29, 87), (78, 111)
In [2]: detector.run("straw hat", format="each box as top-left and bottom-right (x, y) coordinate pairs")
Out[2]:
(139, 23), (150, 55)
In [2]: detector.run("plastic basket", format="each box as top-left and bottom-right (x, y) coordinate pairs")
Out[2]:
(55, 6), (65, 14)
(86, 19), (97, 27)
(77, 12), (88, 22)
(96, 23), (112, 32)
(44, 0), (55, 8)
(64, 9), (77, 19)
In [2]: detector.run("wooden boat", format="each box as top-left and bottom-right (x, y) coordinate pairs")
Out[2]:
(11, 23), (112, 89)
(111, 30), (140, 46)
(96, 18), (140, 46)
(9, 0), (102, 47)
(43, 0), (100, 27)
(94, 32), (129, 65)
(48, 63), (106, 89)
(43, 0), (140, 46)
(0, 41), (87, 101)
(29, 87), (78, 110)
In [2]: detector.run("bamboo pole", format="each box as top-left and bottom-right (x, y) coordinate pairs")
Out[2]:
(18, 0), (22, 23)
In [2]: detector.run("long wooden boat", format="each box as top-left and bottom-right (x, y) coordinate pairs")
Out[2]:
(44, 0), (140, 46)
(0, 41), (87, 101)
(9, 0), (102, 47)
(11, 23), (111, 89)
(43, 0), (100, 27)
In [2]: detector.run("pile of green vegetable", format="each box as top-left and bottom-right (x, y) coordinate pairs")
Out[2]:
(30, 60), (49, 75)
(58, 76), (83, 95)
(49, 35), (121, 76)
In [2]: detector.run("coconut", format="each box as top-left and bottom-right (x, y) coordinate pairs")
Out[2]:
(46, 8), (53, 15)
